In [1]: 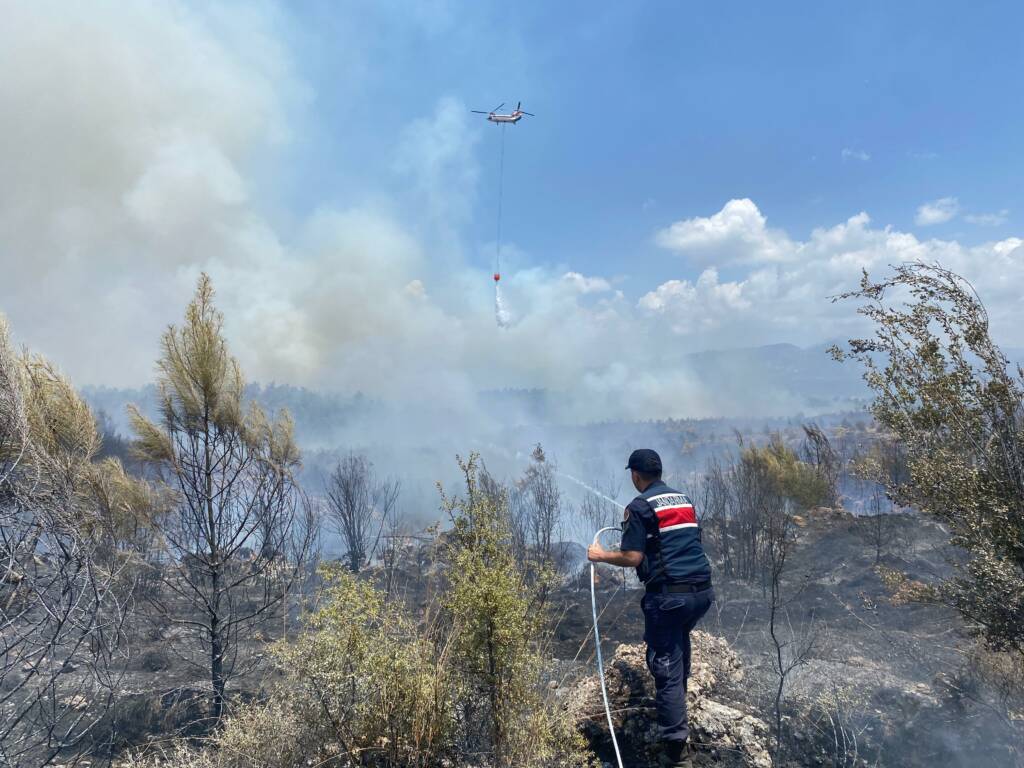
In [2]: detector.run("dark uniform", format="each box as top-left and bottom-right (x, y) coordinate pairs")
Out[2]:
(620, 451), (714, 746)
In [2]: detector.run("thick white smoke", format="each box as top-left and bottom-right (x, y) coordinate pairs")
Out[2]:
(1, 1), (1022, 433)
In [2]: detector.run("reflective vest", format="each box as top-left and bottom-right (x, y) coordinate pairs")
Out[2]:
(628, 480), (712, 586)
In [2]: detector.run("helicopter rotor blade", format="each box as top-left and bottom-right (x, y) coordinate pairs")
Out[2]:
(493, 102), (505, 112)
(522, 111), (535, 116)
(471, 110), (490, 114)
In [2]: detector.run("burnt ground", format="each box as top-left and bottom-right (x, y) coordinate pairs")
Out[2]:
(29, 581), (313, 764)
(35, 510), (1019, 766)
(549, 510), (1021, 767)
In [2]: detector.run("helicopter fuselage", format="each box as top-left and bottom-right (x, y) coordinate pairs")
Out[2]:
(487, 112), (524, 124)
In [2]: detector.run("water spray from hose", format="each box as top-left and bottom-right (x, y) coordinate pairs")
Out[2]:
(560, 471), (628, 767)
(559, 472), (622, 507)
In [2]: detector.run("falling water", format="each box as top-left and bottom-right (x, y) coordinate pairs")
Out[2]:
(495, 283), (511, 328)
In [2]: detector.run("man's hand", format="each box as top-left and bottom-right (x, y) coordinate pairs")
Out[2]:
(587, 545), (644, 569)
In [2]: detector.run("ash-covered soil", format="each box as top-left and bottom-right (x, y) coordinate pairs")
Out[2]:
(549, 510), (1019, 767)
(56, 509), (1018, 766)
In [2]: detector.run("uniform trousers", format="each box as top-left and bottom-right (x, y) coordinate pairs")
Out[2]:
(641, 586), (715, 742)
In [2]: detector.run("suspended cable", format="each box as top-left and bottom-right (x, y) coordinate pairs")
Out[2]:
(495, 122), (506, 281)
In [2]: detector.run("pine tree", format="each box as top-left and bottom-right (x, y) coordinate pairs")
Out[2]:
(130, 274), (313, 720)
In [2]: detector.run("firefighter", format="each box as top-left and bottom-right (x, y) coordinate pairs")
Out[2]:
(587, 449), (714, 768)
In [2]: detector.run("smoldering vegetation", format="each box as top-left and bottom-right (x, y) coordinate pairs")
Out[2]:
(3, 265), (1024, 768)
(84, 382), (873, 552)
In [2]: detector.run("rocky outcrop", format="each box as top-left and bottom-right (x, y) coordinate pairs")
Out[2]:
(566, 631), (772, 767)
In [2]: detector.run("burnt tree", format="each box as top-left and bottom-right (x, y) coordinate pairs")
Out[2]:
(130, 275), (315, 721)
(325, 453), (400, 573)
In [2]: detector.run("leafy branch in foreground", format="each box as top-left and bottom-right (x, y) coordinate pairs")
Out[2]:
(831, 262), (1024, 656)
(0, 316), (140, 767)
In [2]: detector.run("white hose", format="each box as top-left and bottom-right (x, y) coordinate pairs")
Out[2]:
(591, 526), (625, 768)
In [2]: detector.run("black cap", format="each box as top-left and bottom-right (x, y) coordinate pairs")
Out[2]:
(626, 448), (662, 474)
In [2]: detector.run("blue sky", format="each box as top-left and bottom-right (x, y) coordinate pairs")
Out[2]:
(1, 1), (1022, 421)
(277, 0), (1023, 291)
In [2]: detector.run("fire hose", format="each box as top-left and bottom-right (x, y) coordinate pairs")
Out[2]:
(591, 526), (625, 768)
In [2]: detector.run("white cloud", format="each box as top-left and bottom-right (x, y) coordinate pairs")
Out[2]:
(562, 272), (611, 294)
(642, 200), (1024, 354)
(654, 198), (794, 264)
(404, 279), (427, 298)
(965, 209), (1009, 227)
(915, 197), (960, 226)
(841, 148), (870, 162)
(993, 237), (1024, 257)
(638, 269), (750, 335)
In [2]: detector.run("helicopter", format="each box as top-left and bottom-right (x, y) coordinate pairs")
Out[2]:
(471, 101), (535, 124)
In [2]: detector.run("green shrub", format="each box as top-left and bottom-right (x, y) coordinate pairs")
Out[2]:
(833, 264), (1024, 655)
(442, 454), (592, 768)
(275, 565), (455, 766)
(127, 455), (594, 768)
(126, 567), (451, 767)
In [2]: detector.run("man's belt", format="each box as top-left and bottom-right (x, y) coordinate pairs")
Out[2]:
(646, 580), (712, 594)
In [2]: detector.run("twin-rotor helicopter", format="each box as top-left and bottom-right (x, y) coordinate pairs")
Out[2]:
(471, 101), (535, 125)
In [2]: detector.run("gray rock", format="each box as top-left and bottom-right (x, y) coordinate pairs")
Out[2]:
(565, 630), (772, 768)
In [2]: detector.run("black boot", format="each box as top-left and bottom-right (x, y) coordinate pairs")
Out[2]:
(658, 739), (693, 768)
